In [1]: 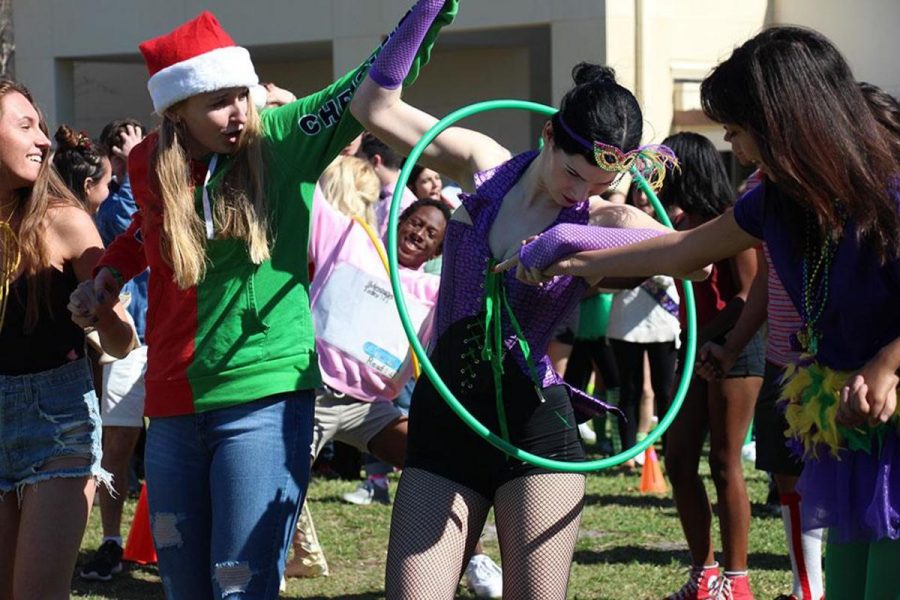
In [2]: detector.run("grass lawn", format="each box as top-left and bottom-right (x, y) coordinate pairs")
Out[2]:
(73, 452), (795, 599)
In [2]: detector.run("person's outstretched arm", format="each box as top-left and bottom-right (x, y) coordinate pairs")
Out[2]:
(350, 1), (510, 191)
(494, 199), (713, 284)
(547, 210), (759, 284)
(264, 0), (461, 179)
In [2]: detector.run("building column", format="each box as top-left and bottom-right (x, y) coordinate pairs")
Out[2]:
(549, 19), (606, 106)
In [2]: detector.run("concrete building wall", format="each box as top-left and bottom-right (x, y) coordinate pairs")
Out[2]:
(773, 0), (900, 95)
(13, 0), (604, 145)
(12, 0), (892, 160)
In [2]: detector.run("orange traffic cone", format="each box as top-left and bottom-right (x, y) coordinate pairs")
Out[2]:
(639, 446), (668, 494)
(123, 483), (157, 565)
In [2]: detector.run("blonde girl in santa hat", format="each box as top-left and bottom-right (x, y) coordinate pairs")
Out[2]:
(0, 80), (135, 598)
(71, 2), (458, 597)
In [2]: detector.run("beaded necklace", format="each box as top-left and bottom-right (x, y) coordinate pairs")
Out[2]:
(790, 211), (839, 355)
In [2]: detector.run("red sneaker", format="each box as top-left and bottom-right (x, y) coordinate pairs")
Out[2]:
(708, 573), (754, 600)
(665, 564), (720, 600)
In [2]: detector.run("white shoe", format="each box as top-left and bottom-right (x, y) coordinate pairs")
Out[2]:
(465, 553), (503, 598)
(578, 422), (597, 445)
(634, 448), (646, 466)
(341, 479), (391, 505)
(741, 441), (756, 462)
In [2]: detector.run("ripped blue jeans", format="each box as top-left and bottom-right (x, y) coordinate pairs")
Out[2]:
(145, 392), (314, 599)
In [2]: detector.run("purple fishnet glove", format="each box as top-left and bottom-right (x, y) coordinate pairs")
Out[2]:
(369, 0), (446, 89)
(519, 223), (663, 271)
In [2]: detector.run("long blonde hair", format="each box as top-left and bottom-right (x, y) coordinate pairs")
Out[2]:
(0, 80), (83, 331)
(154, 99), (269, 289)
(318, 155), (380, 229)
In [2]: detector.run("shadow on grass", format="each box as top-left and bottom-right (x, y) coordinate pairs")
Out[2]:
(749, 501), (782, 519)
(586, 493), (782, 518)
(583, 493), (674, 510)
(283, 592), (384, 600)
(71, 567), (164, 600)
(708, 501), (782, 520)
(574, 546), (792, 570)
(313, 495), (390, 507)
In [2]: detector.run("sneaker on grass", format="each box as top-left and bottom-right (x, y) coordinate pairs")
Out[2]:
(708, 572), (754, 600)
(666, 563), (720, 600)
(342, 479), (390, 505)
(79, 539), (124, 582)
(464, 553), (502, 598)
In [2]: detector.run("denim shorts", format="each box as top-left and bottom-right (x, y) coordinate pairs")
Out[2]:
(722, 329), (766, 379)
(0, 358), (109, 500)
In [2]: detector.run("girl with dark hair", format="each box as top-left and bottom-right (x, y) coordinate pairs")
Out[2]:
(407, 163), (444, 201)
(351, 57), (706, 597)
(659, 132), (734, 220)
(654, 132), (764, 599)
(52, 124), (112, 213)
(0, 80), (134, 599)
(605, 180), (681, 469)
(540, 27), (900, 600)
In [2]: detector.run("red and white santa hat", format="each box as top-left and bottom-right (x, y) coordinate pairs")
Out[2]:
(139, 11), (266, 114)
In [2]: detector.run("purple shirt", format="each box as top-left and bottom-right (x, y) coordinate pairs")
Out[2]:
(733, 182), (900, 370)
(436, 151), (617, 418)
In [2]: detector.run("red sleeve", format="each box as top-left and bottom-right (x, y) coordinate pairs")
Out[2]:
(95, 137), (155, 282)
(96, 210), (147, 282)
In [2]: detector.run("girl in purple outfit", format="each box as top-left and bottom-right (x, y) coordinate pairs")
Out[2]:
(349, 8), (707, 593)
(538, 27), (900, 600)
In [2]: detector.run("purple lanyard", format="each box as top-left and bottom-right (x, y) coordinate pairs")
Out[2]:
(640, 279), (679, 318)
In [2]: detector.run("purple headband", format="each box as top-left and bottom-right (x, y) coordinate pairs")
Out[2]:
(557, 114), (679, 191)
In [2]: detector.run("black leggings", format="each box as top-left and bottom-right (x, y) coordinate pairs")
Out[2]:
(563, 337), (620, 391)
(609, 339), (678, 451)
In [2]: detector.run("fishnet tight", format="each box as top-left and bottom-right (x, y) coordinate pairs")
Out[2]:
(385, 468), (585, 599)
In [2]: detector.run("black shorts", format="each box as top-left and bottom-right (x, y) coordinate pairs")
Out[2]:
(552, 308), (579, 346)
(754, 361), (803, 476)
(406, 320), (585, 499)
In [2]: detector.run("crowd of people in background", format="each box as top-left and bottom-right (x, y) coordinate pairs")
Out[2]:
(0, 1), (898, 599)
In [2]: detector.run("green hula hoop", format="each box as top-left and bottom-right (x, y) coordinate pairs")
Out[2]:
(387, 99), (697, 471)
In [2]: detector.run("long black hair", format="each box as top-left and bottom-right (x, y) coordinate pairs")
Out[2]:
(859, 82), (900, 162)
(701, 26), (899, 261)
(658, 132), (734, 220)
(551, 63), (643, 163)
